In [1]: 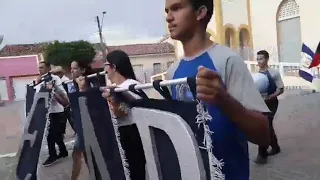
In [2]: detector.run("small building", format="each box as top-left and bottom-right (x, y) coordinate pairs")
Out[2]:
(92, 43), (176, 83)
(0, 44), (45, 101)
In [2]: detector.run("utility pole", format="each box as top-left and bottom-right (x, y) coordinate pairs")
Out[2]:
(96, 14), (107, 62)
(0, 35), (4, 45)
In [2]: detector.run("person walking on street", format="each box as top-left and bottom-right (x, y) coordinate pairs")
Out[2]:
(255, 50), (284, 164)
(35, 61), (70, 167)
(52, 66), (76, 134)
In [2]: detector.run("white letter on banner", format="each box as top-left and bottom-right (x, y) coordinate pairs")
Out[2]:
(18, 92), (49, 154)
(14, 92), (49, 180)
(78, 96), (111, 180)
(131, 107), (206, 180)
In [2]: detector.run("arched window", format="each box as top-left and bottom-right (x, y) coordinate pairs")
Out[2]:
(238, 28), (250, 60)
(225, 28), (235, 48)
(278, 0), (300, 21)
(276, 0), (301, 63)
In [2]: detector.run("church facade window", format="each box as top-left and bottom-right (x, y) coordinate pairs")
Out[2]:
(276, 0), (301, 63)
(278, 0), (300, 21)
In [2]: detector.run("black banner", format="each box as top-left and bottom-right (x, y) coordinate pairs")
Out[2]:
(16, 91), (51, 180)
(129, 98), (210, 180)
(25, 85), (36, 117)
(17, 77), (218, 180)
(68, 88), (127, 180)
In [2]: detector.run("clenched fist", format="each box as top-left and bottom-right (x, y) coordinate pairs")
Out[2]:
(75, 76), (87, 92)
(196, 66), (228, 105)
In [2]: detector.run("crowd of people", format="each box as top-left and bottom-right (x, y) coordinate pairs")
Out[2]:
(35, 50), (146, 180)
(32, 0), (285, 179)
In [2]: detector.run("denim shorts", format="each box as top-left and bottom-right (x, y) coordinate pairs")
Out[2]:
(74, 134), (85, 151)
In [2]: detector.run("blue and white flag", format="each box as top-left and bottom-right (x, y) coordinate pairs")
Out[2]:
(299, 43), (315, 82)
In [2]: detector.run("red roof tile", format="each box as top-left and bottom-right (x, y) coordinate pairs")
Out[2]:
(93, 43), (175, 61)
(0, 42), (175, 57)
(108, 42), (175, 56)
(0, 43), (49, 57)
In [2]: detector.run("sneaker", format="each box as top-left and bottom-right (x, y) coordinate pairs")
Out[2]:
(42, 156), (59, 167)
(268, 147), (281, 156)
(254, 155), (268, 164)
(58, 151), (69, 159)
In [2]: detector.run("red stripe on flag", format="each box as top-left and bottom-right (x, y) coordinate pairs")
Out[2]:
(309, 54), (320, 68)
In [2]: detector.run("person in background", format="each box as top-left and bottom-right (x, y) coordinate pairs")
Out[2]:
(164, 0), (270, 178)
(98, 50), (146, 180)
(255, 50), (284, 164)
(35, 61), (69, 167)
(69, 60), (94, 180)
(51, 66), (76, 135)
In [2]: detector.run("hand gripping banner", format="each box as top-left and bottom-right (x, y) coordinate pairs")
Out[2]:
(68, 87), (128, 180)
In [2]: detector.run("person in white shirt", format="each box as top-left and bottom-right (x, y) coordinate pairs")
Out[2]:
(103, 50), (145, 180)
(69, 60), (96, 180)
(255, 50), (284, 164)
(51, 66), (76, 134)
(78, 50), (145, 180)
(35, 61), (69, 167)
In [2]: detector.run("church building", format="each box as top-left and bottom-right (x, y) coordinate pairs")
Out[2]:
(169, 0), (320, 64)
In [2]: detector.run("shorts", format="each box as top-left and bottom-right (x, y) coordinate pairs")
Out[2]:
(73, 134), (85, 151)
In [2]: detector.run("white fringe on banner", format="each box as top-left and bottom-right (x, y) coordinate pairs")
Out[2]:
(195, 101), (225, 180)
(109, 101), (131, 180)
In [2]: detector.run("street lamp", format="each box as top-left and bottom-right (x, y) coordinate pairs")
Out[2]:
(101, 11), (106, 30)
(96, 11), (107, 62)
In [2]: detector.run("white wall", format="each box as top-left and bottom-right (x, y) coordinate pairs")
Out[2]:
(0, 79), (8, 100)
(250, 0), (320, 61)
(130, 53), (176, 82)
(130, 53), (176, 70)
(222, 0), (248, 27)
(207, 11), (217, 33)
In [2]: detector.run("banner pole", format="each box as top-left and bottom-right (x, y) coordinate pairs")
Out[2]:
(27, 70), (189, 93)
(101, 77), (189, 93)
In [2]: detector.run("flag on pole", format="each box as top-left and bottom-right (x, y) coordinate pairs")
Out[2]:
(309, 42), (320, 68)
(299, 43), (315, 82)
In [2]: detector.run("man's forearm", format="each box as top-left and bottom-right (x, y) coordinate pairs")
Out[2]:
(53, 93), (69, 107)
(218, 94), (270, 146)
(269, 88), (284, 99)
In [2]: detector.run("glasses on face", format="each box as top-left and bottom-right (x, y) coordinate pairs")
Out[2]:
(104, 63), (111, 66)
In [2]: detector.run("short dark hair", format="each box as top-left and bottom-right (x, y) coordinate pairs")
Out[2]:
(189, 0), (214, 27)
(257, 50), (269, 60)
(39, 61), (51, 67)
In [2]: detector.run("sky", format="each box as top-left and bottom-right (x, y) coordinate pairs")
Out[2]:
(0, 0), (167, 46)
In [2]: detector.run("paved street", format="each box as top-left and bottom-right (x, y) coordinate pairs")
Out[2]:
(0, 90), (319, 180)
(249, 92), (320, 180)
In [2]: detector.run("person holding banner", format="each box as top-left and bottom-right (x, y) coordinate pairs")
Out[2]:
(51, 66), (76, 135)
(255, 50), (283, 164)
(68, 60), (95, 180)
(35, 61), (70, 167)
(99, 50), (146, 180)
(165, 0), (270, 179)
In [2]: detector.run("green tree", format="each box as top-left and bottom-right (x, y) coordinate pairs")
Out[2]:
(44, 40), (96, 69)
